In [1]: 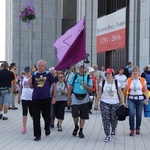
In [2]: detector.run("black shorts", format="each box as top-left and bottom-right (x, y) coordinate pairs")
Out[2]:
(54, 101), (67, 120)
(22, 100), (32, 117)
(71, 103), (89, 119)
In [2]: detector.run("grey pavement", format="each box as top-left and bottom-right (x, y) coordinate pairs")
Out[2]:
(0, 103), (150, 150)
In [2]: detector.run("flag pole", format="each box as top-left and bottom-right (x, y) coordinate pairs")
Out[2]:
(83, 15), (86, 81)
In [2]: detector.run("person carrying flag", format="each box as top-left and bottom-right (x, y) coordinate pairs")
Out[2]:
(67, 63), (92, 138)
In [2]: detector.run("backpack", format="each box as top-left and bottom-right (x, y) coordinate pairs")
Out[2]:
(71, 73), (90, 91)
(123, 66), (130, 78)
(102, 79), (118, 93)
(144, 72), (150, 85)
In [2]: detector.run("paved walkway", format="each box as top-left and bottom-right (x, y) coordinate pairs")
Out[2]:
(0, 103), (150, 150)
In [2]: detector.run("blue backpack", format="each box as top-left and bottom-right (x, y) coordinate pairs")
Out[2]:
(144, 72), (150, 85)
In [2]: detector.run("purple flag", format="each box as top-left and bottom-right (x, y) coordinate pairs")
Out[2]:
(54, 17), (85, 62)
(55, 20), (86, 70)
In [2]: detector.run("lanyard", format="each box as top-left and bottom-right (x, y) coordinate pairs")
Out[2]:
(108, 83), (113, 92)
(133, 79), (138, 92)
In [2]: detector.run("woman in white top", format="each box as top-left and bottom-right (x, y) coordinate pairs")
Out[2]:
(123, 66), (149, 136)
(18, 66), (33, 134)
(115, 68), (127, 90)
(96, 68), (124, 142)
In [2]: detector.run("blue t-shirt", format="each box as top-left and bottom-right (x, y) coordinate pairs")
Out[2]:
(69, 73), (92, 94)
(32, 71), (55, 100)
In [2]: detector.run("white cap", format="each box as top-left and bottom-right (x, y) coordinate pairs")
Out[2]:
(88, 67), (95, 73)
(49, 67), (54, 71)
(78, 62), (85, 67)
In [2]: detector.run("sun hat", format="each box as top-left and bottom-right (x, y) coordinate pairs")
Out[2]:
(88, 67), (95, 73)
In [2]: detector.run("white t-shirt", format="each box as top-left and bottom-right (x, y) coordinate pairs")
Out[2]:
(21, 76), (33, 100)
(115, 74), (127, 89)
(126, 78), (146, 96)
(99, 80), (121, 104)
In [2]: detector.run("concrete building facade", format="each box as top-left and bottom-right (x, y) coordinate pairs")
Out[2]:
(5, 0), (150, 73)
(6, 0), (62, 72)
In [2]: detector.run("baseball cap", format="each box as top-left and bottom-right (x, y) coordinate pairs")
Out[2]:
(106, 68), (113, 73)
(78, 62), (85, 67)
(24, 66), (30, 72)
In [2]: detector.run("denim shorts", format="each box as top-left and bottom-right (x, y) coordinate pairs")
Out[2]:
(0, 90), (11, 105)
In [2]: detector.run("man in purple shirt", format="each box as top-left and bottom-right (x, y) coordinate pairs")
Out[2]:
(29, 60), (56, 141)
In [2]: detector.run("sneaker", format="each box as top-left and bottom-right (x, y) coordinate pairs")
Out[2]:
(89, 110), (92, 114)
(79, 132), (85, 138)
(34, 136), (41, 141)
(45, 129), (51, 136)
(72, 125), (79, 136)
(57, 122), (59, 128)
(0, 114), (2, 119)
(12, 107), (18, 110)
(3, 117), (8, 120)
(21, 128), (27, 134)
(136, 129), (140, 135)
(50, 124), (54, 128)
(104, 136), (110, 142)
(129, 130), (134, 136)
(58, 126), (62, 132)
(111, 130), (115, 137)
(94, 107), (99, 110)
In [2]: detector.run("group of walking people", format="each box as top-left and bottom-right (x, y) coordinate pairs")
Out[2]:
(0, 60), (150, 143)
(96, 64), (149, 142)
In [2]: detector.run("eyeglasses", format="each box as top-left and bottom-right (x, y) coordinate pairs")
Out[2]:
(58, 77), (63, 79)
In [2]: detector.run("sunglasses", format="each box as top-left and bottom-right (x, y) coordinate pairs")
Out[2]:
(58, 77), (63, 79)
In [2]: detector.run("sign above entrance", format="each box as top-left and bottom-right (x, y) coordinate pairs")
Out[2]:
(96, 8), (126, 53)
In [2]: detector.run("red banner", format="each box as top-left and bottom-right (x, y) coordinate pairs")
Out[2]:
(96, 28), (126, 53)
